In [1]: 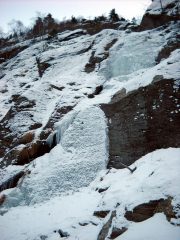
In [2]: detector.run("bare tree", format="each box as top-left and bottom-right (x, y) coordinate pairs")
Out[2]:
(8, 19), (25, 38)
(132, 17), (137, 25)
(31, 12), (48, 39)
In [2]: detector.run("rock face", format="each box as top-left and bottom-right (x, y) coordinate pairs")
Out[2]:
(2, 140), (51, 167)
(140, 13), (179, 30)
(0, 95), (36, 160)
(0, 94), (52, 167)
(140, 0), (180, 30)
(156, 40), (180, 63)
(85, 38), (117, 73)
(101, 78), (180, 168)
(0, 45), (28, 63)
(0, 1), (179, 238)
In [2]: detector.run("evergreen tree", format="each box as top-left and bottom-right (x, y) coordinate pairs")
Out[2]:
(71, 16), (78, 24)
(109, 9), (120, 22)
(8, 20), (25, 38)
(32, 17), (44, 37)
(43, 14), (55, 33)
(94, 15), (107, 22)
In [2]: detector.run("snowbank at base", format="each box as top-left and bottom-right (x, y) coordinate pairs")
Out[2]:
(0, 189), (101, 240)
(93, 148), (180, 214)
(1, 148), (180, 240)
(117, 213), (180, 240)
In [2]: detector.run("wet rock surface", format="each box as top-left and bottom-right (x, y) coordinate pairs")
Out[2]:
(101, 78), (180, 168)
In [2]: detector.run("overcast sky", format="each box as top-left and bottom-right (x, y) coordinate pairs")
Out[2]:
(0, 0), (151, 32)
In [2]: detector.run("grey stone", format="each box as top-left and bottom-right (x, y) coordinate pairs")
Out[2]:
(101, 78), (180, 169)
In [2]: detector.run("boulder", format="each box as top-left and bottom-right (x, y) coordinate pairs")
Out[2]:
(124, 197), (176, 222)
(110, 227), (127, 239)
(88, 85), (103, 98)
(93, 210), (110, 218)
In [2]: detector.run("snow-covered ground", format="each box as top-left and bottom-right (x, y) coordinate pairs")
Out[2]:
(117, 213), (180, 240)
(0, 148), (180, 240)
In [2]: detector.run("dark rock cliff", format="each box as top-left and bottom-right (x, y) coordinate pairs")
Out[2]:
(140, 0), (180, 30)
(140, 13), (180, 30)
(101, 78), (180, 169)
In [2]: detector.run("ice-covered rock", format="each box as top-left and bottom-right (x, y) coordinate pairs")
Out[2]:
(0, 1), (179, 239)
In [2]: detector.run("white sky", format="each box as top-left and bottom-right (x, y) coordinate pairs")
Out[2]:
(0, 0), (151, 32)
